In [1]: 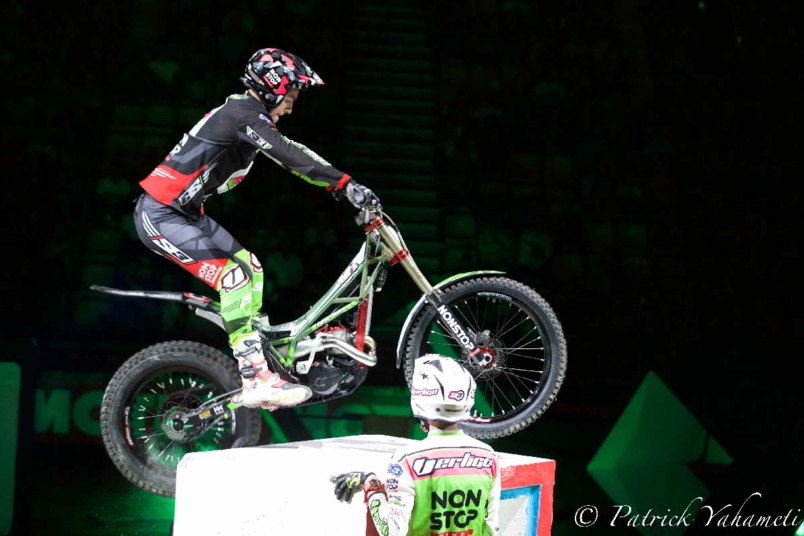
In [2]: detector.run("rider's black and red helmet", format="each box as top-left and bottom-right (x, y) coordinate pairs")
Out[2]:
(240, 48), (324, 109)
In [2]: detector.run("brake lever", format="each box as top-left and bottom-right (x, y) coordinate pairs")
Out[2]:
(354, 207), (370, 226)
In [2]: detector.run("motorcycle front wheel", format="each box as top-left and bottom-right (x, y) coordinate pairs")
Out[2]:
(100, 340), (262, 497)
(401, 277), (567, 438)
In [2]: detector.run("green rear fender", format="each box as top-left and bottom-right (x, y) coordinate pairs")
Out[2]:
(395, 270), (505, 369)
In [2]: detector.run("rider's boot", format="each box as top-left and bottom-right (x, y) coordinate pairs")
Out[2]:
(232, 331), (312, 408)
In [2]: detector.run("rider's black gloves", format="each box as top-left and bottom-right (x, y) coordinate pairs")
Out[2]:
(335, 180), (380, 209)
(329, 471), (386, 504)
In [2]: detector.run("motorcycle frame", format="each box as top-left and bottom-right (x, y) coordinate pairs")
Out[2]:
(257, 208), (435, 370)
(90, 207), (494, 424)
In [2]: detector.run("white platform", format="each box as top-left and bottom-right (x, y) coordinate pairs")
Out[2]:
(173, 435), (555, 536)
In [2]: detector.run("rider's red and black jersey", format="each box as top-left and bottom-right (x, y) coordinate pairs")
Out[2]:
(139, 92), (350, 215)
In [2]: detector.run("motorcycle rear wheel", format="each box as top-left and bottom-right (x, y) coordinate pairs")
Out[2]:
(401, 276), (567, 438)
(100, 340), (262, 497)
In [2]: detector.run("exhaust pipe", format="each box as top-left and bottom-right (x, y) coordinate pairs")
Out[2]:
(319, 334), (377, 366)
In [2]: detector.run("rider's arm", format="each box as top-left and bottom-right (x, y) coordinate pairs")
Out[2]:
(365, 460), (415, 536)
(238, 113), (351, 192)
(485, 470), (502, 535)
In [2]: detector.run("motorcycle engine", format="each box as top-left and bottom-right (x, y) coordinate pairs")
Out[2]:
(307, 358), (345, 396)
(291, 328), (368, 397)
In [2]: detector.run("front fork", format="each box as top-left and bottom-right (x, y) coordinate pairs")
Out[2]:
(373, 218), (493, 366)
(419, 291), (494, 366)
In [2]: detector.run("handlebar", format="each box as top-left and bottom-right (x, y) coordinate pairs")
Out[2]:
(355, 205), (382, 226)
(352, 190), (369, 206)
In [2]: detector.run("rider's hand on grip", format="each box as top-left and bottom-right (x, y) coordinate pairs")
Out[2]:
(345, 181), (380, 209)
(329, 471), (384, 503)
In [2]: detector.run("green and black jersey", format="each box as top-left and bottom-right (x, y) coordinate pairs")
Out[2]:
(139, 93), (350, 216)
(367, 429), (501, 536)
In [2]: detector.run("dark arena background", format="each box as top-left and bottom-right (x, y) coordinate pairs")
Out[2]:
(2, 1), (801, 535)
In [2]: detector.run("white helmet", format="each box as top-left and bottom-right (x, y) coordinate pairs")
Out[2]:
(410, 354), (476, 423)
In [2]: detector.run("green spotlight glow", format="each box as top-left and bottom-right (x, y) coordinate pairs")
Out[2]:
(120, 488), (175, 520)
(587, 371), (732, 536)
(0, 362), (20, 536)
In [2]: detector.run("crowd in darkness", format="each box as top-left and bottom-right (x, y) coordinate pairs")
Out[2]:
(6, 1), (354, 342)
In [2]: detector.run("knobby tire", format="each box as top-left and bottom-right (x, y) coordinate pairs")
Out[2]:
(402, 277), (567, 438)
(100, 340), (262, 497)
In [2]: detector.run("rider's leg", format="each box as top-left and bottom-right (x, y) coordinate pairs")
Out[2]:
(239, 250), (265, 320)
(218, 255), (312, 408)
(232, 249), (269, 327)
(133, 197), (309, 407)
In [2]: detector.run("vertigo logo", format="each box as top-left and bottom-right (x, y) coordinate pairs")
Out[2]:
(412, 452), (494, 477)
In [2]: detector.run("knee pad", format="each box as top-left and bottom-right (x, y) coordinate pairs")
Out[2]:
(219, 262), (250, 292)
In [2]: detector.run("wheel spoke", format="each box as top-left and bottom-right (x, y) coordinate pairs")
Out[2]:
(154, 438), (177, 462)
(505, 328), (540, 352)
(497, 316), (534, 344)
(137, 430), (171, 441)
(483, 376), (509, 417)
(483, 383), (517, 413)
(504, 351), (546, 363)
(497, 367), (540, 387)
(407, 283), (564, 431)
(427, 330), (461, 348)
(134, 413), (163, 420)
(427, 340), (462, 351)
(496, 307), (527, 337)
(480, 296), (490, 335)
(506, 366), (545, 375)
(125, 369), (238, 471)
(494, 302), (519, 340)
(500, 366), (529, 400)
(456, 301), (480, 334)
(468, 298), (481, 332)
(494, 340), (544, 352)
(174, 377), (207, 407)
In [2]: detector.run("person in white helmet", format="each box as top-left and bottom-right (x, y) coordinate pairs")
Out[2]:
(330, 354), (501, 536)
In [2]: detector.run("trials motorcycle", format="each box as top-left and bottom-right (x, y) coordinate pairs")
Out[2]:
(91, 201), (567, 497)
